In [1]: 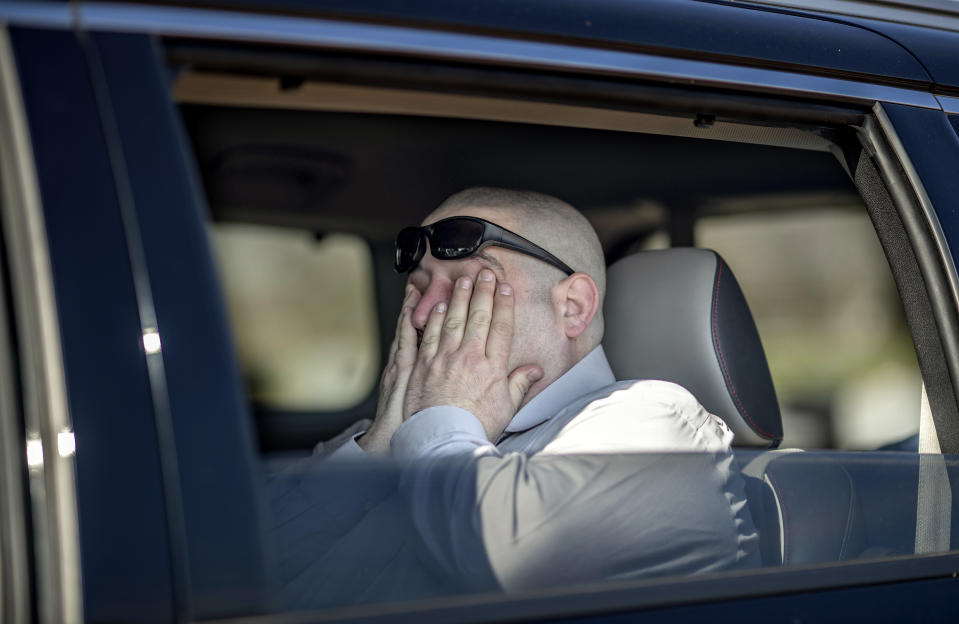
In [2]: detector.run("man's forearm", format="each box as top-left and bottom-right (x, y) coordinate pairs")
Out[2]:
(391, 392), (761, 592)
(390, 406), (502, 590)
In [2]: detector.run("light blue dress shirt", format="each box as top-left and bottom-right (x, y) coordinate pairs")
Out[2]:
(274, 346), (759, 608)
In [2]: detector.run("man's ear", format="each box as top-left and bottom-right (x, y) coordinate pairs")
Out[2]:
(558, 273), (600, 339)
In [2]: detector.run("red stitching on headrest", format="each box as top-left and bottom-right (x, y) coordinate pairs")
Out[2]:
(712, 259), (774, 440)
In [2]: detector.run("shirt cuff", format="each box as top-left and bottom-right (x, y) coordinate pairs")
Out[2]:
(323, 432), (369, 462)
(391, 405), (495, 461)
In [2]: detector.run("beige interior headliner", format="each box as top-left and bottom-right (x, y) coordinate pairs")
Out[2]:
(175, 72), (834, 152)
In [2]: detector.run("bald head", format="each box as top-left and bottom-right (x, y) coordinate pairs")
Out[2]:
(426, 187), (606, 345)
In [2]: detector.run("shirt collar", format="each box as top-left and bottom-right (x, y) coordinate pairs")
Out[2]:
(504, 345), (616, 434)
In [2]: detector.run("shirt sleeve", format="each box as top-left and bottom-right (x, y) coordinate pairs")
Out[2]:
(394, 382), (760, 593)
(322, 433), (368, 462)
(392, 405), (497, 460)
(312, 418), (373, 461)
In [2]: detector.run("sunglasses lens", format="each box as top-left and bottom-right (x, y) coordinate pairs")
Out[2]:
(430, 219), (485, 259)
(395, 227), (424, 272)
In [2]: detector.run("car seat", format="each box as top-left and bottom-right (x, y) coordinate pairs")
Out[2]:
(603, 248), (868, 565)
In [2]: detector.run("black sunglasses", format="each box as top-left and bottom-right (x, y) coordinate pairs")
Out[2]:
(394, 216), (575, 275)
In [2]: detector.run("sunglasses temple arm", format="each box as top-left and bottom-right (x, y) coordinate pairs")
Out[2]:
(493, 230), (576, 275)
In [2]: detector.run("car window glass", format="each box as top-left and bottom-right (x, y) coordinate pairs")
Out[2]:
(696, 204), (920, 450)
(209, 224), (379, 411)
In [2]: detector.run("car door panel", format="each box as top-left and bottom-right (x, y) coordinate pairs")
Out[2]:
(9, 26), (176, 623)
(91, 30), (274, 619)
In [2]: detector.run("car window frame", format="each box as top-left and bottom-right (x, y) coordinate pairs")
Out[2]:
(0, 24), (82, 624)
(158, 13), (959, 623)
(166, 52), (959, 624)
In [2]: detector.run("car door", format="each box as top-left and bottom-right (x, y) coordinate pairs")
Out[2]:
(4, 2), (959, 623)
(1, 20), (272, 623)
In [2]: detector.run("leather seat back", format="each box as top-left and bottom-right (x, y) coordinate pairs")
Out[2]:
(742, 452), (868, 565)
(604, 248), (782, 447)
(603, 247), (872, 566)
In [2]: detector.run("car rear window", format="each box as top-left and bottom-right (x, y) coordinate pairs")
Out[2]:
(209, 223), (379, 411)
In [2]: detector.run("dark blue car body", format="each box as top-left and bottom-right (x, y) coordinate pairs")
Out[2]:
(1, 1), (959, 622)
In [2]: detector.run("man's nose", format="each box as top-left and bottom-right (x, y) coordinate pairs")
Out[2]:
(411, 279), (453, 331)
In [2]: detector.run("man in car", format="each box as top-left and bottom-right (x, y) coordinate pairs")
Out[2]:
(279, 187), (759, 604)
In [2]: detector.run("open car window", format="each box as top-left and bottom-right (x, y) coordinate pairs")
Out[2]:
(172, 58), (958, 615)
(186, 82), (919, 454)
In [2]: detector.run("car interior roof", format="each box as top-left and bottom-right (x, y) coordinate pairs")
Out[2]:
(181, 104), (858, 249)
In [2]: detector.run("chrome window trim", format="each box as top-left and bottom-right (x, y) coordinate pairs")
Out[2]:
(0, 2), (72, 30)
(0, 25), (83, 624)
(0, 1), (943, 111)
(936, 95), (959, 115)
(0, 252), (30, 624)
(748, 0), (959, 34)
(0, 53), (31, 622)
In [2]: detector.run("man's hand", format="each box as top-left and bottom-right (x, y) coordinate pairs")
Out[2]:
(404, 269), (543, 441)
(358, 285), (421, 453)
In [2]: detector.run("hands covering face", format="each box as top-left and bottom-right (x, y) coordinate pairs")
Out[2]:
(358, 269), (543, 453)
(357, 285), (421, 453)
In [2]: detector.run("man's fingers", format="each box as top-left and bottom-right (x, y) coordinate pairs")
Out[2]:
(486, 282), (514, 363)
(418, 300), (447, 362)
(395, 305), (418, 367)
(388, 286), (420, 362)
(381, 305), (416, 395)
(465, 269), (496, 347)
(385, 312), (415, 427)
(507, 365), (544, 413)
(438, 276), (472, 352)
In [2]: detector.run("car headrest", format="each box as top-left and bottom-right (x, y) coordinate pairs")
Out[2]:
(603, 248), (783, 448)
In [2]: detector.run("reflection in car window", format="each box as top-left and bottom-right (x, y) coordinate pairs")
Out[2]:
(267, 450), (957, 611)
(210, 224), (379, 411)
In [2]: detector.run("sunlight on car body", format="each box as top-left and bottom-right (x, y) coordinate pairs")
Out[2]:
(142, 328), (162, 355)
(57, 429), (76, 458)
(25, 437), (43, 469)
